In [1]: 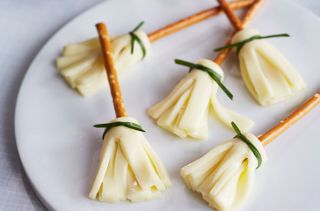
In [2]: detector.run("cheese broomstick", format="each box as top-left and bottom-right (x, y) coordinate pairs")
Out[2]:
(89, 23), (171, 202)
(147, 1), (263, 140)
(181, 92), (320, 211)
(215, 0), (305, 106)
(56, 0), (255, 96)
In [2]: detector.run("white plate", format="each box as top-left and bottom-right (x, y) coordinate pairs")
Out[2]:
(15, 0), (320, 210)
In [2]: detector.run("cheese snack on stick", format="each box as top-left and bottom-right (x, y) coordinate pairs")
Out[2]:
(215, 0), (305, 106)
(148, 59), (253, 139)
(56, 0), (255, 96)
(181, 92), (320, 210)
(89, 23), (170, 202)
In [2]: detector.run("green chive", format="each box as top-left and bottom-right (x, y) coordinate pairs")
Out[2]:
(129, 21), (146, 59)
(130, 32), (135, 54)
(214, 33), (290, 54)
(231, 121), (262, 169)
(174, 59), (233, 100)
(130, 32), (146, 58)
(94, 121), (145, 139)
(132, 21), (144, 32)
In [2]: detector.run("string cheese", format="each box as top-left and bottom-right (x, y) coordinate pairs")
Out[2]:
(148, 59), (254, 140)
(232, 29), (305, 105)
(181, 132), (266, 210)
(56, 30), (151, 96)
(89, 117), (171, 202)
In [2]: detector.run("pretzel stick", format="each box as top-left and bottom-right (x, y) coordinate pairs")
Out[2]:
(96, 23), (127, 117)
(214, 0), (262, 64)
(217, 0), (244, 31)
(241, 0), (262, 28)
(147, 0), (255, 42)
(259, 93), (320, 146)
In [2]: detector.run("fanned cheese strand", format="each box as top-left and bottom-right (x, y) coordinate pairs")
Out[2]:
(181, 133), (266, 211)
(148, 59), (253, 140)
(56, 30), (150, 96)
(232, 29), (305, 105)
(89, 117), (171, 202)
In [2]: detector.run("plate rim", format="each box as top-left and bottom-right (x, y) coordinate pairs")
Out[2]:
(14, 1), (111, 210)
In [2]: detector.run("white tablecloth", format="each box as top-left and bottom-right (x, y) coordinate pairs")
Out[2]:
(0, 0), (318, 210)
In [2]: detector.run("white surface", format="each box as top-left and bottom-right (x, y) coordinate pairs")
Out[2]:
(0, 0), (319, 211)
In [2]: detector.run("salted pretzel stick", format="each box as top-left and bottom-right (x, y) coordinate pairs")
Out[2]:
(214, 0), (262, 64)
(96, 23), (127, 117)
(259, 93), (320, 146)
(217, 0), (244, 31)
(148, 0), (255, 42)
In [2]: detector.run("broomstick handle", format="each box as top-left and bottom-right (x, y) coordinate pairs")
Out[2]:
(217, 0), (244, 31)
(259, 93), (320, 146)
(147, 0), (255, 42)
(96, 23), (127, 118)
